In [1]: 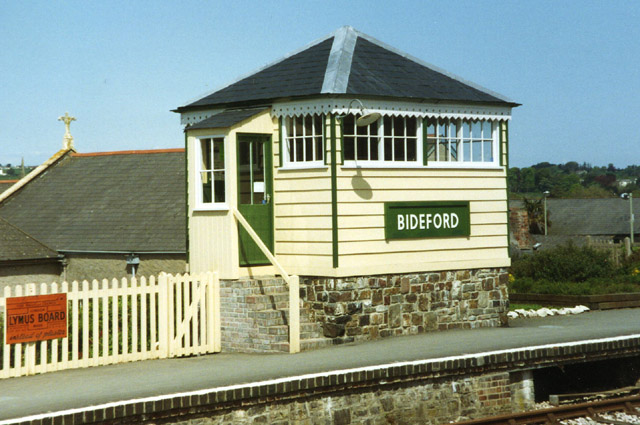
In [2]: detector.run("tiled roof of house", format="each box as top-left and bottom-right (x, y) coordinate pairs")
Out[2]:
(0, 217), (59, 262)
(176, 26), (517, 112)
(0, 149), (186, 253)
(511, 198), (640, 236)
(0, 180), (18, 194)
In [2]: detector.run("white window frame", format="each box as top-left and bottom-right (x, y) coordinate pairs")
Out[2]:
(281, 114), (326, 169)
(194, 135), (229, 211)
(342, 115), (423, 169)
(424, 118), (499, 169)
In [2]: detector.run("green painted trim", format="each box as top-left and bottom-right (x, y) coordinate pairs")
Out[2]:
(184, 130), (190, 267)
(278, 117), (283, 168)
(384, 201), (471, 240)
(422, 118), (429, 165)
(339, 117), (345, 165)
(330, 114), (339, 268)
(503, 121), (512, 258)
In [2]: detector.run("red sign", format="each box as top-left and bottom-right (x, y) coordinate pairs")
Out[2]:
(5, 293), (68, 344)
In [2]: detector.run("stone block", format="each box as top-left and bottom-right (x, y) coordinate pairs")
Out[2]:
(400, 277), (410, 293)
(389, 304), (402, 328)
(323, 322), (345, 338)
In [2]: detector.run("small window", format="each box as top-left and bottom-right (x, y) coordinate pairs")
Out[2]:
(282, 115), (324, 167)
(197, 137), (226, 207)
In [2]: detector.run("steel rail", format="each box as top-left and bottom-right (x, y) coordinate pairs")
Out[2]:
(452, 394), (640, 425)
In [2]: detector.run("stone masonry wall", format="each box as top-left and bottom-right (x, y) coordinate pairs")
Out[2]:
(509, 207), (533, 250)
(158, 371), (515, 424)
(301, 268), (509, 344)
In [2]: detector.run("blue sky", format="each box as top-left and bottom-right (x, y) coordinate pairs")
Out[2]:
(1, 1), (638, 168)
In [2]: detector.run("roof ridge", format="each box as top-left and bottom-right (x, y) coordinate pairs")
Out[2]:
(0, 148), (73, 205)
(321, 26), (357, 94)
(72, 148), (185, 157)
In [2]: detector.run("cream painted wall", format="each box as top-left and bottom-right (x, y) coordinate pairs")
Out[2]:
(188, 110), (511, 279)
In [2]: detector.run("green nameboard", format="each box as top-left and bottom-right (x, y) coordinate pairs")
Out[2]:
(384, 201), (470, 240)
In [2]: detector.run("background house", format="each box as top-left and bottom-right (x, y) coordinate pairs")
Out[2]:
(0, 147), (187, 289)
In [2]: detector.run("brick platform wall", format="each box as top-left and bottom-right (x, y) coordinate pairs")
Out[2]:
(301, 268), (509, 344)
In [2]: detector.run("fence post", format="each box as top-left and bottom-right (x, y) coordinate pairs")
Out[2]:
(289, 275), (300, 354)
(158, 272), (170, 358)
(625, 237), (632, 258)
(212, 272), (221, 353)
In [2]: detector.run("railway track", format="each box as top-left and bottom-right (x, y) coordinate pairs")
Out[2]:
(453, 394), (640, 425)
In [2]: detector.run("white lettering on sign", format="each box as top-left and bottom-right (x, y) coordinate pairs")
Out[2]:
(397, 213), (460, 231)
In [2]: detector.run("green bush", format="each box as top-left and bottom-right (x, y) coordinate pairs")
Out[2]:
(510, 242), (640, 295)
(511, 243), (614, 283)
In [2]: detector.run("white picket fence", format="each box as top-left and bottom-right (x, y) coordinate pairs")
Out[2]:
(0, 271), (220, 379)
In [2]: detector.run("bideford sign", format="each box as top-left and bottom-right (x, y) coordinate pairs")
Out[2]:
(384, 201), (470, 239)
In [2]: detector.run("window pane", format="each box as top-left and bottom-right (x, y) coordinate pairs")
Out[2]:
(343, 115), (355, 135)
(213, 139), (224, 170)
(213, 171), (225, 203)
(288, 140), (294, 162)
(357, 136), (368, 160)
(305, 137), (313, 161)
(394, 116), (404, 136)
(295, 116), (303, 137)
(463, 140), (471, 162)
(344, 136), (354, 160)
(450, 139), (459, 161)
(483, 121), (493, 139)
(370, 137), (379, 160)
(304, 115), (312, 136)
(472, 121), (481, 138)
(427, 138), (436, 161)
(384, 137), (392, 161)
(314, 115), (323, 135)
(394, 139), (405, 161)
(438, 122), (447, 137)
(406, 117), (416, 137)
(286, 117), (294, 138)
(315, 136), (323, 161)
(295, 139), (304, 162)
(483, 141), (493, 162)
(473, 140), (482, 161)
(462, 122), (471, 138)
(201, 171), (212, 203)
(407, 139), (417, 161)
(384, 116), (392, 136)
(201, 139), (212, 170)
(369, 121), (378, 135)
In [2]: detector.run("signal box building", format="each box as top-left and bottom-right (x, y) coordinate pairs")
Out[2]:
(175, 27), (519, 347)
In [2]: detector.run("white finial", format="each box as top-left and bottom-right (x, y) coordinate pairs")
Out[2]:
(58, 112), (76, 149)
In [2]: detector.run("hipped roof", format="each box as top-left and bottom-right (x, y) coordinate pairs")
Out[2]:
(176, 26), (518, 112)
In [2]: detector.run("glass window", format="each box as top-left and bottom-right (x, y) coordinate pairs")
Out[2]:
(426, 118), (495, 164)
(198, 137), (225, 206)
(283, 115), (324, 167)
(343, 115), (418, 164)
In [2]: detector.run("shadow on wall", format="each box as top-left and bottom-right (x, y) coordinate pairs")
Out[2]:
(351, 169), (372, 200)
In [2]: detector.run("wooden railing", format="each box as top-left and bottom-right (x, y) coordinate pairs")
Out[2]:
(0, 272), (220, 379)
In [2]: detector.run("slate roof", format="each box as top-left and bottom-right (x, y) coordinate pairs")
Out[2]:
(0, 149), (186, 253)
(0, 217), (59, 262)
(511, 198), (640, 237)
(176, 26), (517, 112)
(188, 107), (268, 130)
(0, 180), (17, 194)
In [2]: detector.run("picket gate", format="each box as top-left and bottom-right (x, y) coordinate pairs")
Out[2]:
(0, 271), (220, 379)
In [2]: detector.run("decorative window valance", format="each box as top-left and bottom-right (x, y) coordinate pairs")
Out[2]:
(271, 98), (512, 122)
